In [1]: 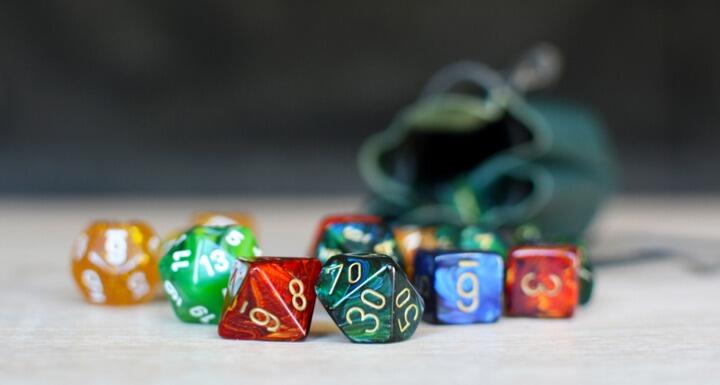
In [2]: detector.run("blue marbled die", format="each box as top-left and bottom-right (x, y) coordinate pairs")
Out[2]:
(414, 250), (503, 324)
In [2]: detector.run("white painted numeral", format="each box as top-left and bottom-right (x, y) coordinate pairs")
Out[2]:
(225, 229), (245, 246)
(81, 269), (106, 303)
(189, 305), (216, 323)
(171, 250), (192, 272)
(73, 233), (89, 260)
(104, 229), (128, 266)
(127, 271), (150, 299)
(198, 249), (229, 277)
(163, 280), (183, 306)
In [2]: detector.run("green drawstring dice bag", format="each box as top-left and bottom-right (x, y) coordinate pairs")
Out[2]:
(358, 50), (616, 240)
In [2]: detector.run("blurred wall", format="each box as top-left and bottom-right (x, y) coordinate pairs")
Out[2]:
(0, 1), (718, 194)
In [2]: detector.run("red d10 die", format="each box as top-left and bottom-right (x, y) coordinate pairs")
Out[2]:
(219, 257), (321, 341)
(505, 246), (579, 318)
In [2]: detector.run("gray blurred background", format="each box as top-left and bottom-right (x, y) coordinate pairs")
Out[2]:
(0, 1), (718, 195)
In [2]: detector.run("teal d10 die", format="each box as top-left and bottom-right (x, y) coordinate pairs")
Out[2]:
(158, 225), (261, 324)
(414, 250), (503, 324)
(315, 253), (424, 343)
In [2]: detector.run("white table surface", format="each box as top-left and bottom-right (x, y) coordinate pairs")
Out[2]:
(1, 195), (719, 384)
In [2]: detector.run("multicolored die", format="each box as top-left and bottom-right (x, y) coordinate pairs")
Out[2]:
(159, 225), (261, 324)
(414, 250), (503, 324)
(510, 224), (594, 305)
(219, 257), (322, 341)
(505, 245), (580, 318)
(71, 221), (161, 305)
(311, 214), (402, 267)
(392, 224), (459, 279)
(316, 253), (424, 343)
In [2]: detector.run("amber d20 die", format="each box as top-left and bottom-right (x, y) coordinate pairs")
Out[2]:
(218, 257), (322, 341)
(505, 245), (580, 318)
(71, 221), (161, 305)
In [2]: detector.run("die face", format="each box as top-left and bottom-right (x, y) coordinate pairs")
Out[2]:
(505, 246), (579, 318)
(459, 227), (507, 260)
(312, 215), (402, 269)
(433, 252), (503, 324)
(158, 225), (260, 324)
(316, 253), (423, 343)
(71, 221), (160, 305)
(219, 257), (321, 341)
(389, 268), (424, 341)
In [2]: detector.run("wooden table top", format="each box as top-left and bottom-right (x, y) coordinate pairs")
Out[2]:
(1, 195), (718, 384)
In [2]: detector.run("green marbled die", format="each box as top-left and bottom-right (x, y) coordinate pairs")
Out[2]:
(316, 253), (424, 343)
(158, 225), (260, 324)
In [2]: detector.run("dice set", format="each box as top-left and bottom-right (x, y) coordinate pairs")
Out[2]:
(70, 213), (593, 344)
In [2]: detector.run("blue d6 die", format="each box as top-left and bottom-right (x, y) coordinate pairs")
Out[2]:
(414, 250), (503, 324)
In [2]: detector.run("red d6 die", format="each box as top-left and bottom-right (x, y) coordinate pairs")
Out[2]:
(505, 245), (579, 318)
(219, 257), (321, 341)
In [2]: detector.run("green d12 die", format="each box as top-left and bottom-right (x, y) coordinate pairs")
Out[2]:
(316, 253), (424, 343)
(459, 226), (507, 259)
(159, 225), (260, 324)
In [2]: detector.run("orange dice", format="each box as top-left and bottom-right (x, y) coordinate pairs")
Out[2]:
(71, 221), (161, 305)
(505, 245), (580, 318)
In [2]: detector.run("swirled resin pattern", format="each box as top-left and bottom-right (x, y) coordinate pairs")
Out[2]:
(219, 257), (321, 341)
(414, 251), (503, 324)
(505, 245), (579, 318)
(316, 253), (424, 343)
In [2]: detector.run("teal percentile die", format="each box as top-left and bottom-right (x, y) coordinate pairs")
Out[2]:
(414, 250), (503, 324)
(159, 225), (261, 324)
(315, 253), (424, 343)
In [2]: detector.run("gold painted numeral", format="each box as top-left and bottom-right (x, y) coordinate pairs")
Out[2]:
(345, 306), (380, 333)
(288, 278), (307, 311)
(395, 288), (419, 332)
(520, 273), (562, 297)
(456, 271), (480, 313)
